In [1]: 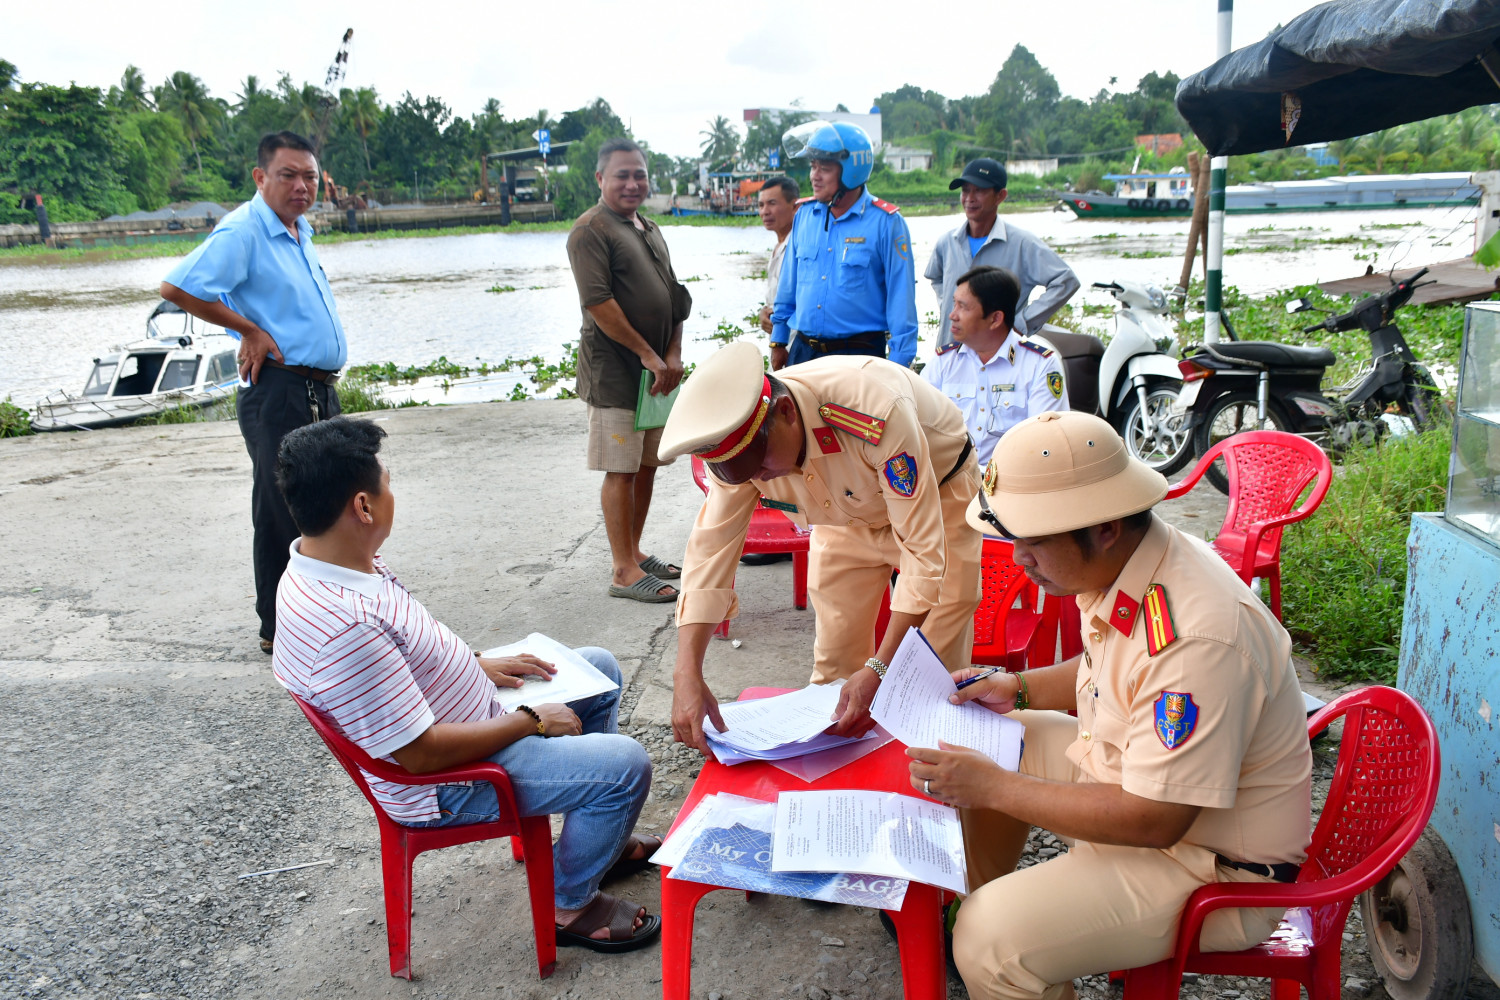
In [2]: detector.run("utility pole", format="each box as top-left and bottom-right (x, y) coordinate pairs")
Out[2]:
(1204, 0), (1232, 343)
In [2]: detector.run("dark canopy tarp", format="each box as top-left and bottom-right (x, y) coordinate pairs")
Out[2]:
(1175, 0), (1500, 156)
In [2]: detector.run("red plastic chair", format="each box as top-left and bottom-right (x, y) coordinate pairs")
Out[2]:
(288, 693), (557, 981)
(971, 538), (1045, 671)
(1166, 430), (1332, 621)
(660, 687), (949, 1000)
(1120, 685), (1440, 999)
(690, 455), (811, 638)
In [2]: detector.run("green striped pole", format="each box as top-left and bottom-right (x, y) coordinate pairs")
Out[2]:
(1204, 0), (1233, 343)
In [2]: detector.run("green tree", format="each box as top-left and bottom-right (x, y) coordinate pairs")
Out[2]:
(342, 86), (382, 173)
(107, 64), (153, 112)
(0, 83), (137, 220)
(0, 59), (16, 90)
(117, 110), (186, 209)
(699, 114), (740, 168)
(157, 70), (217, 173)
(554, 98), (624, 143)
(553, 126), (614, 218)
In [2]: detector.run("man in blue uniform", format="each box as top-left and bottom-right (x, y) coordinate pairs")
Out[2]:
(769, 121), (918, 370)
(160, 131), (348, 654)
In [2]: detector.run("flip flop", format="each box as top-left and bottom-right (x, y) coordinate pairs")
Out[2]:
(608, 573), (677, 603)
(602, 833), (663, 885)
(555, 892), (662, 953)
(259, 639), (274, 655)
(638, 555), (681, 580)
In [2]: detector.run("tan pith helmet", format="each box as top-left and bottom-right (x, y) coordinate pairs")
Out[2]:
(966, 410), (1167, 538)
(658, 342), (773, 474)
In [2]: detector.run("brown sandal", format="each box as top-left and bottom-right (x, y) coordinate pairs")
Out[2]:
(555, 892), (661, 953)
(602, 833), (663, 884)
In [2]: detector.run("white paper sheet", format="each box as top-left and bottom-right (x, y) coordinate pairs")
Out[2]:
(704, 682), (844, 753)
(651, 792), (774, 868)
(770, 789), (968, 896)
(870, 627), (1024, 770)
(478, 633), (619, 711)
(763, 727), (894, 782)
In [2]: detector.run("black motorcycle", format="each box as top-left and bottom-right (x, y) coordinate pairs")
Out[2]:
(1176, 268), (1442, 493)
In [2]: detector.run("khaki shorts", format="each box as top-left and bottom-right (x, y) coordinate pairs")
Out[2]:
(586, 406), (674, 473)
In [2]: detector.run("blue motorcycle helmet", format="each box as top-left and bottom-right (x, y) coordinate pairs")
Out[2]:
(783, 120), (875, 190)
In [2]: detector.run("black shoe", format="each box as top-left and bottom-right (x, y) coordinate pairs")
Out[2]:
(739, 552), (793, 566)
(259, 638), (274, 655)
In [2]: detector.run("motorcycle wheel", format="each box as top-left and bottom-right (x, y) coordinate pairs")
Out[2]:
(1400, 366), (1445, 432)
(1116, 381), (1194, 476)
(1191, 390), (1293, 495)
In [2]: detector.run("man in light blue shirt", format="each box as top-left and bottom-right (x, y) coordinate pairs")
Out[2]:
(769, 120), (918, 369)
(160, 130), (348, 654)
(926, 159), (1079, 353)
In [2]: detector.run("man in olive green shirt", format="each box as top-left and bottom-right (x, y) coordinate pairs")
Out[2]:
(566, 138), (691, 603)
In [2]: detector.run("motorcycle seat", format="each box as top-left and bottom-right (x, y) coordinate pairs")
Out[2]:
(1034, 326), (1106, 359)
(1208, 341), (1336, 368)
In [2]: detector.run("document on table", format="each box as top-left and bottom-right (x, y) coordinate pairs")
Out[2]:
(705, 682), (844, 753)
(478, 632), (619, 711)
(770, 789), (967, 896)
(870, 627), (1023, 770)
(662, 792), (910, 909)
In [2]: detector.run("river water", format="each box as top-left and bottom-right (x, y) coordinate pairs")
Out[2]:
(0, 204), (1475, 408)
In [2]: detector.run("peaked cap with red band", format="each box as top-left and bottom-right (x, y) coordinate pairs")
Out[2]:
(659, 342), (777, 463)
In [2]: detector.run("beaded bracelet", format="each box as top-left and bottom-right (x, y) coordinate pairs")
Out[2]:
(1014, 672), (1030, 712)
(516, 704), (547, 737)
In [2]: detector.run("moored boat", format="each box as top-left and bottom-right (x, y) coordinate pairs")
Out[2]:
(1054, 171), (1480, 218)
(32, 301), (240, 432)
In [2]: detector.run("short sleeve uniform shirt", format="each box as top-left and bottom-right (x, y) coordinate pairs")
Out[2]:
(921, 332), (1068, 464)
(1071, 518), (1312, 865)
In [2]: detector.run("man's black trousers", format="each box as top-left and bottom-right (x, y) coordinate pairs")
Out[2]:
(238, 366), (342, 641)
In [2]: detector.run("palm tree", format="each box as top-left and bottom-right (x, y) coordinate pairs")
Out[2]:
(1449, 107), (1492, 154)
(116, 65), (152, 111)
(341, 86), (381, 173)
(1358, 128), (1405, 173)
(699, 115), (740, 167)
(158, 71), (214, 174)
(235, 75), (264, 112)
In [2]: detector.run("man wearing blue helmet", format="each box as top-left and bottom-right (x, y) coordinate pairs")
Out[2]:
(768, 120), (919, 370)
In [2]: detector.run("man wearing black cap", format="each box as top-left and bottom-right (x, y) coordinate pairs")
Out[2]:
(925, 158), (1079, 352)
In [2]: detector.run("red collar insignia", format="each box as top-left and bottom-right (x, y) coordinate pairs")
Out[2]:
(813, 426), (841, 455)
(1110, 589), (1140, 637)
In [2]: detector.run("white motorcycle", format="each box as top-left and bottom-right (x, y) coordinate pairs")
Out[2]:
(1034, 280), (1193, 476)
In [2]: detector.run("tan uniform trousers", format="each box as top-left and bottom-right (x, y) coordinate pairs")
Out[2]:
(954, 710), (1287, 1000)
(805, 463), (982, 684)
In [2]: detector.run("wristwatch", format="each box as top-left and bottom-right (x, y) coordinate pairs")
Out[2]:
(864, 656), (888, 679)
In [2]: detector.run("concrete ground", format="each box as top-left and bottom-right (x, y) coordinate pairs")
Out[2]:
(4, 400), (1466, 1000)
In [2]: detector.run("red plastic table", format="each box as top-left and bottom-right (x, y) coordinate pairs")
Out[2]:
(659, 688), (947, 1000)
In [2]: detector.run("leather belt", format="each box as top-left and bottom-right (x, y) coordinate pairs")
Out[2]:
(940, 437), (974, 487)
(1216, 854), (1301, 883)
(796, 331), (888, 353)
(265, 358), (341, 384)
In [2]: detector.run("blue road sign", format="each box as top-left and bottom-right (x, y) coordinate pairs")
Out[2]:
(540, 139), (551, 156)
(768, 149), (781, 169)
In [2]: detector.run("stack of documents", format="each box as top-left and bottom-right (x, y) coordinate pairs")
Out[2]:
(871, 628), (1024, 770)
(478, 633), (620, 711)
(705, 682), (873, 765)
(653, 787), (969, 903)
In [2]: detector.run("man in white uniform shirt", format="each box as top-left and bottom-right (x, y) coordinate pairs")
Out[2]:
(922, 266), (1069, 462)
(270, 417), (660, 955)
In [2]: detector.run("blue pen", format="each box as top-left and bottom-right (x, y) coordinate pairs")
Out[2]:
(954, 665), (1004, 691)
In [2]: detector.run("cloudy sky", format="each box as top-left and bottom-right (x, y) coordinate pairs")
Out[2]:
(10, 0), (1321, 157)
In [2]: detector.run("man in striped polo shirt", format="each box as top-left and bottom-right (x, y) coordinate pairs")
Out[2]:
(271, 417), (660, 953)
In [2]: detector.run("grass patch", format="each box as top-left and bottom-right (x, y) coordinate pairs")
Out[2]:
(1120, 249), (1172, 259)
(1, 396), (34, 437)
(1280, 428), (1451, 683)
(486, 284), (518, 294)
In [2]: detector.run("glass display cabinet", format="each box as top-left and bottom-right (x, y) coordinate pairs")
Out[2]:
(1447, 301), (1500, 547)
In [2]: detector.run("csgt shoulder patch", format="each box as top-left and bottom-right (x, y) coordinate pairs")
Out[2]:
(883, 452), (918, 497)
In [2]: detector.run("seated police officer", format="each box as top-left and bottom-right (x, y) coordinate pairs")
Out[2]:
(910, 410), (1312, 1000)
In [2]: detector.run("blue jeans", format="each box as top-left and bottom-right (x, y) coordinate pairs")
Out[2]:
(403, 647), (651, 909)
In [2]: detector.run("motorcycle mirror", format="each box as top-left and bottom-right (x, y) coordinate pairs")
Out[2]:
(1285, 297), (1312, 315)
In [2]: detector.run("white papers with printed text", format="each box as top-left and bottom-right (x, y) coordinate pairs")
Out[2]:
(478, 633), (619, 711)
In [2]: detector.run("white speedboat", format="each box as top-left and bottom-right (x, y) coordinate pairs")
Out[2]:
(32, 301), (240, 431)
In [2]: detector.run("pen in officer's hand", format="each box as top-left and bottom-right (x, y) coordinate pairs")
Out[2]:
(954, 666), (1005, 691)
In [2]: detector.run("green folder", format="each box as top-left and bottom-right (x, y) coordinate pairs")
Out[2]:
(635, 370), (680, 430)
